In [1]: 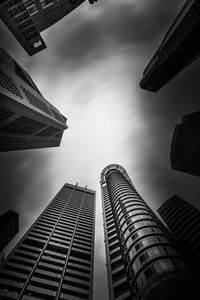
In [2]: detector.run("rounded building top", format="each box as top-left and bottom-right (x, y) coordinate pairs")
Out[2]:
(101, 164), (132, 185)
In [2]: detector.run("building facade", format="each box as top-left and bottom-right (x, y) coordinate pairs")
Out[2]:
(0, 47), (68, 151)
(158, 195), (200, 265)
(0, 0), (47, 56)
(0, 0), (97, 56)
(101, 164), (200, 300)
(140, 0), (200, 92)
(0, 209), (19, 252)
(0, 183), (96, 299)
(170, 111), (200, 176)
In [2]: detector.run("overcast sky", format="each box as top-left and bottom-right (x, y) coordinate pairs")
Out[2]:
(1, 0), (200, 299)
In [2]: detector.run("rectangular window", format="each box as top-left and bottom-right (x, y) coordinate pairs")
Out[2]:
(144, 265), (156, 279)
(139, 252), (149, 263)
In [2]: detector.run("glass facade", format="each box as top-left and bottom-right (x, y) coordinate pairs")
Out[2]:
(0, 183), (96, 299)
(101, 164), (200, 300)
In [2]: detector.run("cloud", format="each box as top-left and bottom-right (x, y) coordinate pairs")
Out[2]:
(0, 150), (52, 222)
(38, 0), (184, 71)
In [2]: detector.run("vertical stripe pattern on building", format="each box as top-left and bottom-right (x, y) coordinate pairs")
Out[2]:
(0, 183), (96, 300)
(158, 195), (200, 264)
(101, 164), (200, 300)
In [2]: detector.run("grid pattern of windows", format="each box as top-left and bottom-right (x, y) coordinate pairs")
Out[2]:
(101, 165), (199, 300)
(1, 116), (46, 135)
(0, 108), (14, 123)
(0, 70), (22, 98)
(36, 126), (60, 137)
(4, 0), (40, 42)
(101, 172), (131, 300)
(49, 107), (65, 123)
(0, 47), (67, 151)
(0, 0), (46, 56)
(21, 86), (51, 116)
(0, 184), (95, 299)
(14, 62), (41, 95)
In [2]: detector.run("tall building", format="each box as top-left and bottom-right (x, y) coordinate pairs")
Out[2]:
(158, 195), (200, 264)
(0, 183), (96, 299)
(0, 0), (97, 56)
(170, 111), (200, 176)
(140, 0), (200, 92)
(0, 0), (47, 56)
(0, 47), (68, 151)
(0, 209), (19, 252)
(101, 164), (200, 300)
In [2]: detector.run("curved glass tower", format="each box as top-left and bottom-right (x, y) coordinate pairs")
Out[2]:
(101, 164), (200, 300)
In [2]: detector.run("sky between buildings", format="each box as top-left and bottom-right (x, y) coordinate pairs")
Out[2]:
(1, 0), (200, 299)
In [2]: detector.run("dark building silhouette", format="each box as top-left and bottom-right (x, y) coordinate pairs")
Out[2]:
(140, 0), (200, 92)
(170, 111), (200, 176)
(0, 209), (19, 252)
(158, 195), (200, 264)
(0, 183), (96, 299)
(0, 47), (68, 151)
(0, 0), (97, 56)
(101, 164), (200, 300)
(0, 0), (46, 56)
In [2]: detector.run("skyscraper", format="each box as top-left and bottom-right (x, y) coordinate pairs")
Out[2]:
(0, 183), (96, 299)
(0, 0), (47, 56)
(0, 47), (68, 151)
(101, 164), (200, 300)
(0, 0), (97, 56)
(140, 0), (200, 92)
(0, 209), (19, 252)
(158, 195), (200, 264)
(170, 111), (200, 176)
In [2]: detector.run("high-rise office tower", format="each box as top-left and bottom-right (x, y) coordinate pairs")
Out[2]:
(101, 164), (200, 300)
(0, 183), (96, 299)
(170, 111), (200, 176)
(0, 0), (47, 56)
(158, 195), (200, 264)
(0, 0), (97, 56)
(0, 209), (19, 252)
(140, 0), (200, 92)
(0, 47), (68, 151)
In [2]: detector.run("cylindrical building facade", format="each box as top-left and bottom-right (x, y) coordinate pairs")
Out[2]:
(101, 164), (200, 300)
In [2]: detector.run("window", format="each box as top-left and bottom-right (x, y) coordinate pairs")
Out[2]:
(0, 70), (22, 98)
(0, 108), (14, 122)
(144, 266), (156, 279)
(131, 232), (139, 241)
(21, 86), (51, 115)
(135, 241), (143, 251)
(139, 252), (149, 264)
(126, 219), (132, 225)
(160, 260), (174, 271)
(129, 225), (135, 232)
(1, 116), (46, 135)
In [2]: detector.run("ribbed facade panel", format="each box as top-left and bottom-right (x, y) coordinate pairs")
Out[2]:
(101, 164), (200, 300)
(0, 183), (95, 300)
(158, 195), (200, 263)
